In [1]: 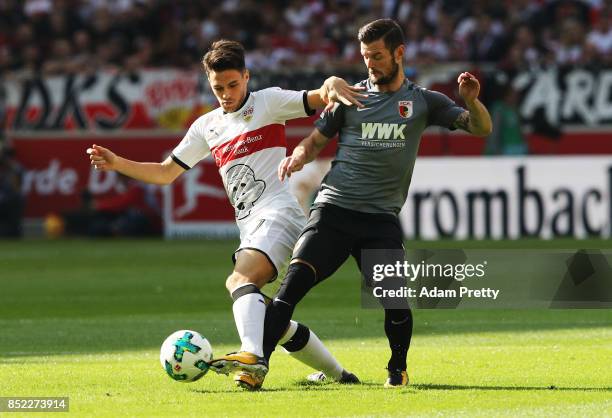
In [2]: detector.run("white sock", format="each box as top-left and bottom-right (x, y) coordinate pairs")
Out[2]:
(232, 286), (266, 357)
(280, 320), (344, 380)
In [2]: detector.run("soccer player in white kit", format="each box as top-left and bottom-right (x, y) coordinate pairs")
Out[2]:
(87, 40), (364, 390)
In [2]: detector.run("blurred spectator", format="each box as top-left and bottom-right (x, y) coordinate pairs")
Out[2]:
(42, 38), (74, 74)
(552, 17), (588, 65)
(404, 12), (464, 66)
(87, 175), (162, 237)
(485, 83), (528, 156)
(294, 25), (338, 69)
(62, 175), (161, 238)
(505, 0), (542, 26)
(499, 25), (545, 71)
(0, 45), (12, 75)
(124, 35), (154, 71)
(516, 25), (544, 66)
(62, 188), (95, 237)
(0, 144), (25, 238)
(10, 23), (37, 70)
(435, 12), (466, 61)
(404, 18), (427, 64)
(246, 33), (296, 70)
(70, 30), (95, 73)
(587, 8), (612, 64)
(284, 0), (318, 31)
(465, 12), (507, 63)
(24, 0), (52, 18)
(0, 0), (607, 73)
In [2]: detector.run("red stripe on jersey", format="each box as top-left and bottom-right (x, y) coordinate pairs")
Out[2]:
(210, 123), (286, 167)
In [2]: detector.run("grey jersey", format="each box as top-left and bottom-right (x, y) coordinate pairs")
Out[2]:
(314, 79), (465, 215)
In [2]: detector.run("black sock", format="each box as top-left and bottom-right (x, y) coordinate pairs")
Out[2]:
(384, 308), (413, 371)
(263, 299), (293, 361)
(262, 262), (316, 361)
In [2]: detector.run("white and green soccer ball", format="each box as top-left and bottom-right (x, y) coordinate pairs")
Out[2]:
(160, 330), (213, 382)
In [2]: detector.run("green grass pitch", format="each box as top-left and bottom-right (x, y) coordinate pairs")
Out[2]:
(0, 239), (611, 417)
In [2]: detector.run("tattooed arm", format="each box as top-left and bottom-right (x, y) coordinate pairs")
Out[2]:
(453, 72), (493, 137)
(453, 107), (492, 136)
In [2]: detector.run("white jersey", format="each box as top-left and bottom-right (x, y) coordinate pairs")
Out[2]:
(171, 88), (314, 225)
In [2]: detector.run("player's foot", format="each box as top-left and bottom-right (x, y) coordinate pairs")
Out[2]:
(306, 369), (360, 384)
(339, 370), (360, 384)
(208, 351), (268, 378)
(234, 371), (265, 391)
(384, 369), (408, 388)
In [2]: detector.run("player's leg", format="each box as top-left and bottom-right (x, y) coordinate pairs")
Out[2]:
(226, 248), (275, 357)
(279, 320), (359, 383)
(263, 205), (355, 363)
(208, 248), (274, 386)
(228, 315), (359, 389)
(352, 220), (413, 387)
(382, 308), (412, 387)
(217, 209), (299, 366)
(256, 206), (357, 383)
(212, 207), (356, 388)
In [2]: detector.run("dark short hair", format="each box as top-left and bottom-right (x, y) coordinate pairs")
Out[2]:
(202, 40), (245, 73)
(358, 19), (405, 53)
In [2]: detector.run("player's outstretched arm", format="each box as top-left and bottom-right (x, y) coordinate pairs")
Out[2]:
(307, 76), (367, 111)
(87, 144), (185, 185)
(453, 72), (493, 137)
(278, 128), (330, 181)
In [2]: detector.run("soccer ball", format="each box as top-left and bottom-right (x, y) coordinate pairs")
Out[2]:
(160, 330), (213, 382)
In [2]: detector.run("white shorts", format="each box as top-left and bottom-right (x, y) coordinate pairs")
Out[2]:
(232, 202), (307, 283)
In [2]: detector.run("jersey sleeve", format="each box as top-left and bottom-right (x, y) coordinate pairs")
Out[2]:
(314, 103), (345, 138)
(423, 89), (466, 129)
(171, 118), (211, 170)
(261, 87), (315, 121)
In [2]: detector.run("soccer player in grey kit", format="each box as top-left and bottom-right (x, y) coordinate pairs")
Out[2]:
(261, 18), (493, 387)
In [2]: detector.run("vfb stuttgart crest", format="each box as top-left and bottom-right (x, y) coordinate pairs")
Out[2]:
(242, 105), (254, 122)
(398, 101), (413, 118)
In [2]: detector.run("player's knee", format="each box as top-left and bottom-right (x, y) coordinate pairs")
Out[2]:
(225, 272), (263, 294)
(385, 308), (413, 324)
(225, 273), (237, 293)
(289, 258), (317, 278)
(275, 261), (317, 307)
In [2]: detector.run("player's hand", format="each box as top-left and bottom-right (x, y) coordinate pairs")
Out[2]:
(457, 72), (480, 104)
(323, 77), (367, 111)
(278, 154), (306, 182)
(87, 144), (117, 171)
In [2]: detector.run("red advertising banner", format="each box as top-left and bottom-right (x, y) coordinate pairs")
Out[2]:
(162, 161), (237, 238)
(11, 128), (612, 221)
(6, 68), (612, 238)
(11, 134), (233, 221)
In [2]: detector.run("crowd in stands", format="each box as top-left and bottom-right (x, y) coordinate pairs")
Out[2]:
(0, 0), (610, 76)
(0, 1), (609, 237)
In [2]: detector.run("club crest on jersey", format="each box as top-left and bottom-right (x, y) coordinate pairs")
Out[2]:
(398, 101), (413, 118)
(242, 105), (254, 122)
